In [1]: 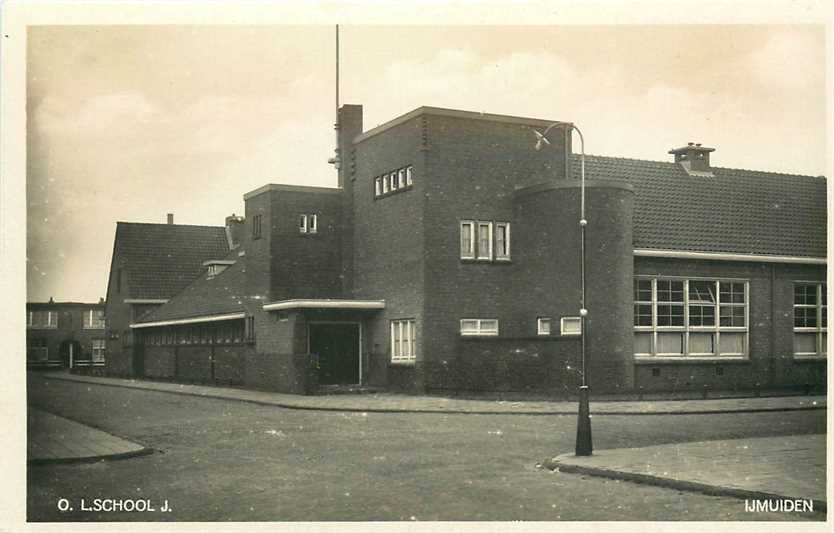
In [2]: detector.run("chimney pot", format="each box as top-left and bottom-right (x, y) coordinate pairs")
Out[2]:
(688, 142), (694, 146)
(167, 213), (174, 225)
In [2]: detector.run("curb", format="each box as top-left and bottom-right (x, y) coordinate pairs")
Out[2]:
(42, 374), (827, 416)
(543, 456), (827, 514)
(28, 447), (154, 466)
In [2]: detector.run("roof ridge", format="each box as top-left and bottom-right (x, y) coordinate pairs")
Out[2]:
(572, 153), (823, 179)
(116, 221), (226, 229)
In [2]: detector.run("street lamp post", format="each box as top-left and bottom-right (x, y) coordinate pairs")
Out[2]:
(534, 122), (592, 456)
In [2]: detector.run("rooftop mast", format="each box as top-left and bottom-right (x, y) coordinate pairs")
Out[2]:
(328, 24), (341, 172)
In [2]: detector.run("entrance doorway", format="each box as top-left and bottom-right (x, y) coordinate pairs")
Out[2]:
(58, 340), (82, 369)
(308, 323), (360, 385)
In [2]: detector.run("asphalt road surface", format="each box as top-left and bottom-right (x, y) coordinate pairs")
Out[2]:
(26, 376), (826, 522)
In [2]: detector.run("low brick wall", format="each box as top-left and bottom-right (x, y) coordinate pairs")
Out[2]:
(244, 351), (314, 394)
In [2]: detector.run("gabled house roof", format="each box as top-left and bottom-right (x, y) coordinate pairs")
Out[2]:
(110, 222), (230, 301)
(135, 250), (264, 324)
(570, 155), (827, 259)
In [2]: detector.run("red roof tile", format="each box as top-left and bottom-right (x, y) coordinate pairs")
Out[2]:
(114, 222), (230, 300)
(571, 155), (826, 258)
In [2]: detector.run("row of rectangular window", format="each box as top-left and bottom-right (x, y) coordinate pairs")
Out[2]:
(460, 221), (510, 261)
(141, 319), (253, 346)
(374, 166), (413, 198)
(26, 310), (105, 329)
(460, 317), (581, 337)
(635, 277), (827, 358)
(26, 339), (106, 362)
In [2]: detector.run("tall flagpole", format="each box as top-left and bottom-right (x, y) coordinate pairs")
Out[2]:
(329, 24), (341, 172)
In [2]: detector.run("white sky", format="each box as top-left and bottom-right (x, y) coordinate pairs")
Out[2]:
(26, 25), (826, 302)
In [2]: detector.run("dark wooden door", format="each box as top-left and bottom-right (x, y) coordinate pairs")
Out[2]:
(309, 324), (359, 385)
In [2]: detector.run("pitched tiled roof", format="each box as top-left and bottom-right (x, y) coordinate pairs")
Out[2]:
(136, 251), (264, 323)
(570, 155), (827, 258)
(114, 222), (230, 300)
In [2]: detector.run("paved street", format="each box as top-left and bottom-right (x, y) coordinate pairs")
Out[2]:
(27, 375), (826, 521)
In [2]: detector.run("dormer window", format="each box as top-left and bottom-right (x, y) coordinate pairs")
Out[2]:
(203, 260), (236, 279)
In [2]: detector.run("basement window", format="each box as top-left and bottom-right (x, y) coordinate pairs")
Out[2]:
(537, 318), (552, 335)
(561, 317), (582, 336)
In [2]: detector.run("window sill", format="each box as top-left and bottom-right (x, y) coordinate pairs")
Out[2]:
(634, 356), (749, 364)
(793, 355), (827, 361)
(389, 360), (416, 367)
(459, 258), (512, 265)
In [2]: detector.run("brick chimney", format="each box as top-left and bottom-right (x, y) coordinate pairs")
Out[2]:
(225, 213), (245, 250)
(167, 213), (174, 224)
(669, 142), (715, 176)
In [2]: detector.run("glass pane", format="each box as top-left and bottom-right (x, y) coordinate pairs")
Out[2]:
(689, 332), (715, 354)
(538, 318), (551, 335)
(634, 333), (652, 355)
(720, 306), (745, 327)
(460, 224), (473, 256)
(461, 320), (478, 333)
(657, 304), (684, 326)
(822, 333), (827, 354)
(481, 320), (499, 334)
(657, 280), (683, 302)
(794, 307), (817, 328)
(689, 281), (715, 304)
(720, 332), (745, 355)
(689, 305), (715, 326)
(657, 332), (683, 354)
(634, 279), (652, 301)
(793, 332), (816, 354)
(822, 307), (827, 328)
(634, 304), (652, 326)
(794, 284), (816, 306)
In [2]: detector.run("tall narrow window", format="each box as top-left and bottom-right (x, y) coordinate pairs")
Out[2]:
(299, 214), (308, 233)
(460, 221), (475, 259)
(495, 222), (511, 260)
(390, 172), (399, 191)
(477, 222), (493, 260)
(391, 319), (416, 363)
(794, 283), (826, 356)
(252, 214), (263, 239)
(382, 174), (390, 194)
(398, 168), (407, 188)
(309, 214), (317, 234)
(374, 177), (383, 197)
(406, 166), (414, 186)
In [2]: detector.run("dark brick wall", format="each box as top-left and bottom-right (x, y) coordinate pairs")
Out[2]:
(244, 192), (272, 301)
(633, 257), (826, 391)
(144, 345), (176, 379)
(350, 115), (427, 388)
(269, 189), (343, 300)
(143, 343), (251, 386)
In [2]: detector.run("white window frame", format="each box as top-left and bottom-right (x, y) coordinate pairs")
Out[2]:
(390, 172), (399, 191)
(374, 177), (382, 197)
(633, 276), (749, 359)
(495, 222), (511, 261)
(476, 221), (493, 261)
(83, 309), (105, 330)
(406, 166), (413, 186)
(460, 221), (475, 259)
(793, 282), (826, 357)
(398, 168), (407, 188)
(27, 310), (57, 329)
(537, 317), (552, 336)
(91, 339), (106, 363)
(299, 214), (308, 234)
(390, 319), (416, 364)
(460, 318), (499, 336)
(309, 214), (318, 234)
(382, 174), (390, 194)
(561, 317), (582, 336)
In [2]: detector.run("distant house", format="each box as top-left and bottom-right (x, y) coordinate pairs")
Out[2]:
(103, 215), (234, 376)
(115, 105), (825, 395)
(27, 298), (106, 370)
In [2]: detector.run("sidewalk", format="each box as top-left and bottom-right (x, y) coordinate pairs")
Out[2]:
(40, 372), (826, 415)
(547, 435), (826, 513)
(28, 407), (151, 465)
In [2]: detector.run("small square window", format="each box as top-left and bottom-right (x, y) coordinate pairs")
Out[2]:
(561, 317), (582, 336)
(537, 318), (551, 335)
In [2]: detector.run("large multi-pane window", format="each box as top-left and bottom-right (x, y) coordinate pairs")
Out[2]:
(634, 277), (748, 357)
(27, 310), (57, 329)
(459, 220), (510, 261)
(794, 283), (827, 356)
(83, 309), (106, 329)
(390, 319), (417, 363)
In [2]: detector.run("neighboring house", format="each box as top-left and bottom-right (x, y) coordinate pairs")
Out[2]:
(123, 105), (826, 395)
(103, 215), (233, 376)
(26, 298), (107, 370)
